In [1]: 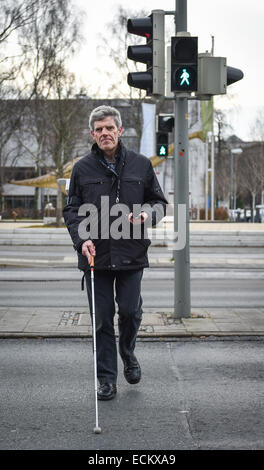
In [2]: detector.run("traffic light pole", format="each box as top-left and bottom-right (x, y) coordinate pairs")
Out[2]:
(173, 0), (191, 319)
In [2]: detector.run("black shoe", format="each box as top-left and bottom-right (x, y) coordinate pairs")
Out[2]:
(97, 383), (117, 401)
(123, 355), (141, 384)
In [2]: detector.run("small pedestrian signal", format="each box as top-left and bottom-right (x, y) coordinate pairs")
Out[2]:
(159, 145), (167, 157)
(156, 132), (168, 158)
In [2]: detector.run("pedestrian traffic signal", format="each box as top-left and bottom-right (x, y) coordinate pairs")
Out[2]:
(156, 132), (168, 157)
(127, 10), (165, 95)
(171, 36), (198, 92)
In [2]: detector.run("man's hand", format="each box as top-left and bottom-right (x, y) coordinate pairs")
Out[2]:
(81, 240), (96, 265)
(128, 211), (148, 225)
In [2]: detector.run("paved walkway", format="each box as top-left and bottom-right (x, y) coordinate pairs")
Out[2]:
(0, 306), (263, 338)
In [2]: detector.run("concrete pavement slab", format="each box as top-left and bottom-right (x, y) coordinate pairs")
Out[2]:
(181, 318), (220, 332)
(216, 323), (254, 332)
(235, 309), (264, 320)
(0, 306), (263, 338)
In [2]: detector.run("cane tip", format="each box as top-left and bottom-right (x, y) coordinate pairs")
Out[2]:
(93, 426), (102, 434)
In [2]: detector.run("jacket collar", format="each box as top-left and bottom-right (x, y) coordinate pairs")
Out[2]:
(91, 139), (124, 160)
(91, 139), (126, 174)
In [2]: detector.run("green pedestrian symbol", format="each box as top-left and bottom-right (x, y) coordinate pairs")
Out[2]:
(159, 145), (166, 156)
(180, 68), (190, 86)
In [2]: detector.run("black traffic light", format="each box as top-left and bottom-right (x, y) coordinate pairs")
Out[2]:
(127, 10), (164, 95)
(156, 132), (168, 157)
(171, 36), (198, 92)
(158, 114), (174, 132)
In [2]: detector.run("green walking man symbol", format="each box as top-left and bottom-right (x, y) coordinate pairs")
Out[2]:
(180, 68), (190, 86)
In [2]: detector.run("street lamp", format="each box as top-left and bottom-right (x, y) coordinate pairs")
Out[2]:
(230, 148), (243, 213)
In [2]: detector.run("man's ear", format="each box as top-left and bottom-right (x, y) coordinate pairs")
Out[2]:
(91, 130), (95, 140)
(118, 127), (123, 138)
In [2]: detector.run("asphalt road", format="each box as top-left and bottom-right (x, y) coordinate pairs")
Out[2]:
(0, 271), (264, 308)
(1, 244), (264, 258)
(1, 244), (264, 308)
(0, 338), (263, 450)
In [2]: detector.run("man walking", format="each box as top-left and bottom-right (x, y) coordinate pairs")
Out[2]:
(63, 105), (167, 400)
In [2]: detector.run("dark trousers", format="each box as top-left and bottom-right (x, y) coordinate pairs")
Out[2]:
(85, 269), (143, 384)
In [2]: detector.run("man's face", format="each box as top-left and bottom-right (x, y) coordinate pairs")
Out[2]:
(91, 116), (122, 154)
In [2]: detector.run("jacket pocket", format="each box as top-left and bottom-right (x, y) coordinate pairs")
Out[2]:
(121, 177), (144, 204)
(81, 179), (107, 204)
(122, 177), (144, 184)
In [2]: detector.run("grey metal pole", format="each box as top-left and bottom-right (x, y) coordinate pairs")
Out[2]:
(230, 150), (234, 211)
(211, 37), (215, 222)
(176, 0), (187, 30)
(234, 154), (237, 211)
(211, 134), (215, 221)
(205, 134), (209, 220)
(173, 0), (191, 319)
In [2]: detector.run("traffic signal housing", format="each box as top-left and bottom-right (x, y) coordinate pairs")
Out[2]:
(171, 35), (198, 92)
(197, 53), (244, 97)
(127, 10), (165, 95)
(156, 132), (168, 157)
(158, 114), (174, 132)
(226, 66), (244, 86)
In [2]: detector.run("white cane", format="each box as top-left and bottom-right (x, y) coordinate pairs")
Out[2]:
(90, 255), (101, 434)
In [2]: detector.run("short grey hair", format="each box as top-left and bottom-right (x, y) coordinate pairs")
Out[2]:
(89, 105), (122, 131)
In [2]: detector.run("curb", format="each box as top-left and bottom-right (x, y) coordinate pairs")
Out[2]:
(1, 331), (264, 339)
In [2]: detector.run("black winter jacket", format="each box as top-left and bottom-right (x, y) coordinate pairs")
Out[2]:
(63, 140), (167, 272)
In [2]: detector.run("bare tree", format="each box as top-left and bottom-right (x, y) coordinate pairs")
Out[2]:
(0, 100), (25, 211)
(44, 69), (88, 171)
(0, 1), (46, 96)
(17, 0), (82, 99)
(14, 69), (89, 225)
(237, 145), (264, 221)
(43, 70), (89, 225)
(0, 0), (41, 212)
(15, 0), (84, 224)
(250, 108), (264, 142)
(214, 108), (233, 156)
(214, 110), (234, 207)
(98, 6), (148, 100)
(0, 0), (85, 222)
(249, 109), (264, 207)
(0, 0), (39, 43)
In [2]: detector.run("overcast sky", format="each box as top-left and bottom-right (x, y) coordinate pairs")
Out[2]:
(72, 0), (262, 141)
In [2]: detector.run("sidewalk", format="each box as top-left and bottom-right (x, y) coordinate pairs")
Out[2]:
(0, 306), (264, 338)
